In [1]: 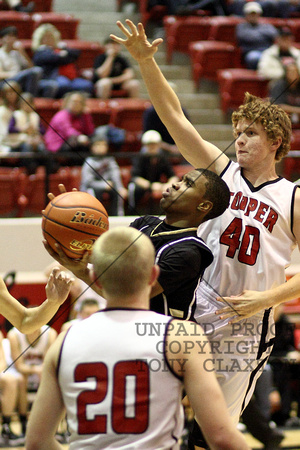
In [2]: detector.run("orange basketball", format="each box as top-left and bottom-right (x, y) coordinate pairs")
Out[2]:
(42, 191), (109, 259)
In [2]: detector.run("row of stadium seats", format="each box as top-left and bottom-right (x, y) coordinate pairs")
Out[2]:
(0, 164), (193, 217)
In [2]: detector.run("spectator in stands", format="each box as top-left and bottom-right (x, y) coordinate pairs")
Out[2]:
(0, 331), (24, 447)
(32, 23), (94, 99)
(269, 304), (300, 427)
(235, 2), (278, 70)
(258, 27), (300, 81)
(269, 61), (300, 126)
(93, 38), (140, 99)
(4, 0), (34, 12)
(8, 92), (46, 174)
(0, 26), (43, 97)
(60, 298), (100, 332)
(44, 91), (95, 167)
(229, 0), (300, 18)
(128, 130), (178, 212)
(80, 131), (127, 216)
(0, 80), (22, 152)
(7, 323), (57, 437)
(143, 84), (188, 158)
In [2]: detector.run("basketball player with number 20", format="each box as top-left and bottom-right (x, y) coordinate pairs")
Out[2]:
(26, 227), (249, 450)
(110, 20), (300, 449)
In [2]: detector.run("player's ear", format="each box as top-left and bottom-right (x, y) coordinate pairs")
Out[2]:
(197, 200), (212, 213)
(90, 269), (103, 289)
(150, 264), (160, 287)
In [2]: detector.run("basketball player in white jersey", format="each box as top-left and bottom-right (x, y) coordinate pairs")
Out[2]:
(110, 20), (300, 449)
(0, 267), (73, 334)
(26, 227), (249, 450)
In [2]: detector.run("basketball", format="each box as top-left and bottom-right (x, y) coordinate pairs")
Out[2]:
(42, 191), (109, 259)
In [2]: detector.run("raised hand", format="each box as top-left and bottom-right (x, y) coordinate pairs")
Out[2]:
(45, 267), (74, 306)
(110, 20), (163, 62)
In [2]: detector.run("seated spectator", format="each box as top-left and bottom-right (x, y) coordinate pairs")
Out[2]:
(235, 2), (278, 70)
(143, 89), (188, 159)
(8, 92), (46, 174)
(93, 38), (140, 99)
(80, 131), (127, 216)
(228, 0), (300, 18)
(44, 91), (95, 168)
(0, 81), (22, 152)
(269, 304), (300, 426)
(258, 27), (300, 81)
(128, 130), (178, 213)
(4, 0), (34, 11)
(32, 24), (94, 99)
(0, 331), (24, 446)
(269, 61), (300, 125)
(0, 26), (43, 97)
(60, 298), (100, 332)
(7, 324), (57, 434)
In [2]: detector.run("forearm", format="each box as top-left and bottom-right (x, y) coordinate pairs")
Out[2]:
(20, 299), (63, 334)
(264, 273), (300, 308)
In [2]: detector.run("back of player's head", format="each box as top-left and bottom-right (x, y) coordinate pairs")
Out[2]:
(91, 227), (155, 298)
(231, 92), (291, 161)
(196, 169), (230, 221)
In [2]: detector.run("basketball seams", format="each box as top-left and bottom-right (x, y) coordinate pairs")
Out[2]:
(44, 204), (108, 219)
(42, 215), (104, 238)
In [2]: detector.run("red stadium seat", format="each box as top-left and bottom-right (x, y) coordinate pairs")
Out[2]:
(34, 98), (62, 127)
(281, 131), (300, 180)
(217, 68), (269, 115)
(31, 12), (80, 39)
(23, 0), (53, 11)
(24, 166), (75, 214)
(0, 168), (28, 217)
(109, 98), (151, 132)
(189, 41), (238, 89)
(0, 11), (32, 38)
(85, 99), (112, 127)
(20, 39), (104, 69)
(207, 15), (243, 45)
(109, 98), (151, 152)
(163, 15), (212, 63)
(287, 18), (300, 43)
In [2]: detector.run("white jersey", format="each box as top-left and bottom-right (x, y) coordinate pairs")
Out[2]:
(9, 325), (51, 390)
(195, 161), (298, 423)
(58, 309), (184, 450)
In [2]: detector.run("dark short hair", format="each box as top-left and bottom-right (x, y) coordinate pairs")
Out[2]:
(0, 26), (18, 37)
(79, 298), (100, 311)
(196, 169), (230, 221)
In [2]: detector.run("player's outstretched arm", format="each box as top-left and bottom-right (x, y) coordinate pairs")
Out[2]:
(111, 20), (228, 174)
(167, 320), (250, 450)
(0, 268), (73, 334)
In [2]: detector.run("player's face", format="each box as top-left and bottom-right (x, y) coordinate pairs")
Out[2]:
(160, 170), (206, 213)
(234, 120), (276, 169)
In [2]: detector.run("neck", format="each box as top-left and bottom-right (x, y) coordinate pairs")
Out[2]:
(164, 214), (201, 228)
(242, 164), (278, 186)
(104, 290), (150, 310)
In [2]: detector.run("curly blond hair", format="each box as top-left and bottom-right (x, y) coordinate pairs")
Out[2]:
(231, 92), (292, 161)
(31, 23), (61, 52)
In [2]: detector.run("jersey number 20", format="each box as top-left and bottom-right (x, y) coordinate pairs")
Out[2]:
(75, 360), (150, 434)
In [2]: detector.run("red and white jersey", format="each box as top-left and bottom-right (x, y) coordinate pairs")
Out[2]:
(9, 325), (51, 389)
(194, 161), (298, 424)
(195, 161), (297, 329)
(58, 309), (184, 450)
